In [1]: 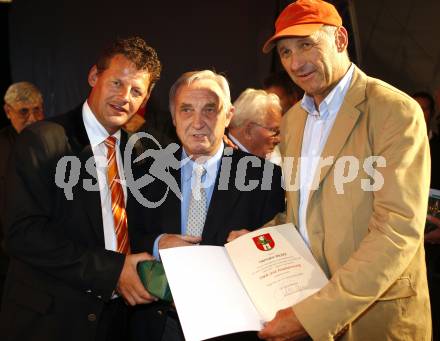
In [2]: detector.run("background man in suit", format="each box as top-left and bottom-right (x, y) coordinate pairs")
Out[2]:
(129, 70), (285, 341)
(257, 0), (431, 340)
(227, 88), (282, 160)
(2, 81), (44, 133)
(0, 81), (45, 304)
(0, 37), (161, 341)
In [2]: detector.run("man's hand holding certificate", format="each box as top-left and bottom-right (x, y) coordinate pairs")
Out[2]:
(160, 224), (328, 341)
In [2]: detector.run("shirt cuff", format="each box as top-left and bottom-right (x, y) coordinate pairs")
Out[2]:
(153, 234), (165, 260)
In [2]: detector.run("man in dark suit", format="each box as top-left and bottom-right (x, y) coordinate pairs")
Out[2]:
(129, 70), (285, 341)
(0, 81), (45, 304)
(0, 37), (161, 341)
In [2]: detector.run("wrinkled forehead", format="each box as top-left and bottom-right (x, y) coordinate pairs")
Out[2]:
(178, 79), (223, 105)
(276, 34), (314, 49)
(9, 99), (43, 109)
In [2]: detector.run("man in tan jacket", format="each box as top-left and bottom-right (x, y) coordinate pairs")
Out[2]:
(259, 0), (432, 340)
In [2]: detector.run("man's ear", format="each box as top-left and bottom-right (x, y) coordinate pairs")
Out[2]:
(88, 65), (99, 87)
(3, 104), (11, 119)
(224, 105), (235, 128)
(244, 121), (254, 139)
(335, 26), (348, 52)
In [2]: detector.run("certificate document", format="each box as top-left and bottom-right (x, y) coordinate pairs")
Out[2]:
(225, 223), (328, 321)
(159, 223), (328, 341)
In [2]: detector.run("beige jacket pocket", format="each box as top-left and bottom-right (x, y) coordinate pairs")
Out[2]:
(377, 277), (416, 301)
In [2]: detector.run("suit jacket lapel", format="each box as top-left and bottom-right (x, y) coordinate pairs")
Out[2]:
(66, 108), (105, 245)
(304, 66), (367, 265)
(283, 66), (367, 232)
(119, 130), (128, 160)
(162, 165), (182, 234)
(202, 148), (242, 243)
(283, 108), (308, 227)
(311, 66), (367, 191)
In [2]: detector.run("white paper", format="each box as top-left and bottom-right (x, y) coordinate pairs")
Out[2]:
(160, 246), (263, 341)
(225, 223), (328, 321)
(160, 224), (328, 341)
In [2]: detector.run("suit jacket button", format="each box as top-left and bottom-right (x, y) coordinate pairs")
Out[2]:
(88, 313), (97, 322)
(157, 310), (163, 315)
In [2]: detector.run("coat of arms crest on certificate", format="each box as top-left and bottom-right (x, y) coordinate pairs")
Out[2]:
(253, 233), (275, 251)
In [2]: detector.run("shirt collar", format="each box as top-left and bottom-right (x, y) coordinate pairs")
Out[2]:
(82, 100), (121, 147)
(181, 143), (224, 183)
(301, 63), (355, 119)
(227, 133), (249, 153)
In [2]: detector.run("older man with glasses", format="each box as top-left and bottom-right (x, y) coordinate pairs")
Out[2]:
(0, 81), (45, 304)
(3, 82), (44, 134)
(228, 88), (282, 160)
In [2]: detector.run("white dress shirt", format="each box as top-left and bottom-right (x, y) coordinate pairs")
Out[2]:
(82, 101), (127, 252)
(228, 133), (249, 153)
(298, 64), (355, 247)
(152, 143), (224, 259)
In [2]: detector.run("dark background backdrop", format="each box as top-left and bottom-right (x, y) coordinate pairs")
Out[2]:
(1, 0), (439, 125)
(0, 2), (12, 127)
(0, 0), (355, 122)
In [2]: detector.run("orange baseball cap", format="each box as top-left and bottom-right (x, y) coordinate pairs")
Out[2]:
(263, 0), (342, 53)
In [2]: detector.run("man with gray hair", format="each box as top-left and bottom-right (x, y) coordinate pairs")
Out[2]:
(228, 88), (282, 160)
(129, 70), (285, 341)
(3, 81), (44, 134)
(0, 81), (45, 303)
(254, 0), (431, 340)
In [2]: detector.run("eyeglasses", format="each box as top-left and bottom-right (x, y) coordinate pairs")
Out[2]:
(7, 103), (43, 120)
(249, 122), (280, 137)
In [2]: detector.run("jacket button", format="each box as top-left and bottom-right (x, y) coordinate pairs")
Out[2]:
(157, 310), (163, 315)
(88, 313), (97, 322)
